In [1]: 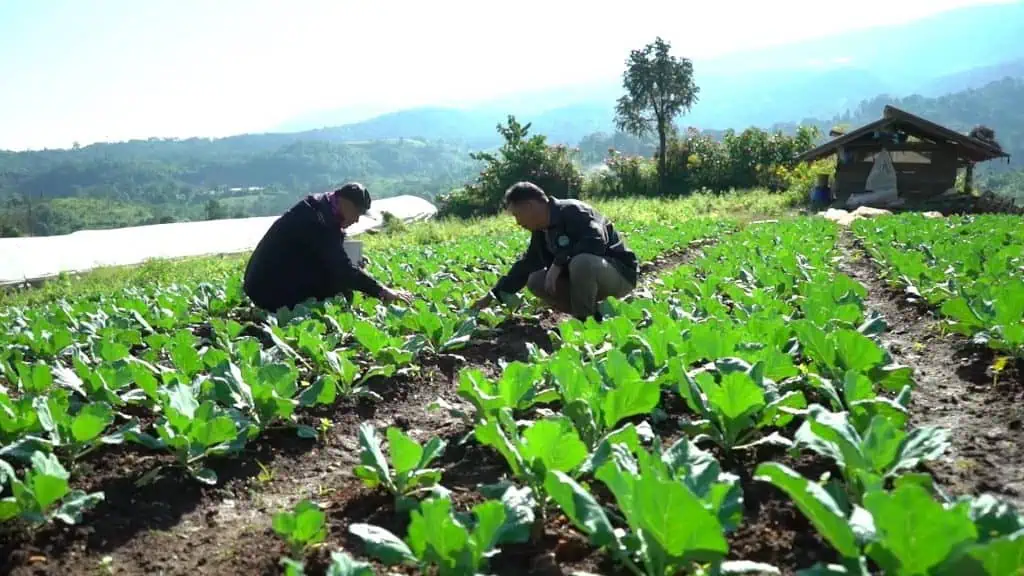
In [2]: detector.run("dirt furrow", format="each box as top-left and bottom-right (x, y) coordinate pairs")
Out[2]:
(837, 229), (1024, 509)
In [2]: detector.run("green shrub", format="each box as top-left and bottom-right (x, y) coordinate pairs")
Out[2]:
(437, 116), (583, 218)
(583, 125), (822, 198)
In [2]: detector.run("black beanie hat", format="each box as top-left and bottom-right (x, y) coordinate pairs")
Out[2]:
(335, 182), (371, 214)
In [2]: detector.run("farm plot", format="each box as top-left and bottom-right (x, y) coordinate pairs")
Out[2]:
(851, 213), (1024, 361)
(2, 214), (1023, 576)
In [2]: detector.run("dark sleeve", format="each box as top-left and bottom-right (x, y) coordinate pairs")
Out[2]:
(491, 232), (544, 298)
(323, 238), (386, 298)
(552, 204), (609, 267)
(290, 206), (386, 298)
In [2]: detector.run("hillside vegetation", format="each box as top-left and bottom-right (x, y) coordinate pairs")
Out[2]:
(0, 139), (480, 236)
(4, 74), (1021, 237)
(773, 77), (1023, 167)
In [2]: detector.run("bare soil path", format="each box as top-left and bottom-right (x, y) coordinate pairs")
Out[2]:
(837, 229), (1024, 509)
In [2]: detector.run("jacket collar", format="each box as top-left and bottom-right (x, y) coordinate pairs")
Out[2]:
(328, 191), (343, 221)
(545, 198), (564, 229)
(313, 192), (342, 229)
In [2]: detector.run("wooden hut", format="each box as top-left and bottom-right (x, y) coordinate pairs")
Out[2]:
(796, 105), (1010, 204)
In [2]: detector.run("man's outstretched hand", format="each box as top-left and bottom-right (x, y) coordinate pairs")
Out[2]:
(380, 287), (413, 304)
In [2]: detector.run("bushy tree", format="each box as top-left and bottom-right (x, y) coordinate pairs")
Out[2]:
(615, 37), (699, 195)
(437, 116), (582, 218)
(204, 199), (227, 220)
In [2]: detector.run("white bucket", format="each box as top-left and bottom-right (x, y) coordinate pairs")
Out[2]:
(343, 240), (363, 264)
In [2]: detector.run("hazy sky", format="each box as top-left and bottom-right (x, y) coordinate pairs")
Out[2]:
(0, 0), (1011, 150)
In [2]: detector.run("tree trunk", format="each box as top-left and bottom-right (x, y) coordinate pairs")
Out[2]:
(657, 125), (668, 196)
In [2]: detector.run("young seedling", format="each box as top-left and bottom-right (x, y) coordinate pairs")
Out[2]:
(0, 451), (105, 527)
(271, 499), (328, 558)
(353, 423), (448, 512)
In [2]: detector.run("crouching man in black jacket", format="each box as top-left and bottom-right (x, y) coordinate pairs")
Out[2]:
(243, 183), (412, 312)
(471, 181), (638, 320)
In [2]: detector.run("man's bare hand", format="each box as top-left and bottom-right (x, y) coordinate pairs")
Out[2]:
(380, 287), (413, 304)
(544, 264), (562, 295)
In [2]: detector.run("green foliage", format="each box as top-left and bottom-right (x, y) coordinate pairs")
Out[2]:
(272, 499), (329, 556)
(584, 126), (820, 198)
(204, 199), (228, 221)
(353, 423), (448, 511)
(0, 193), (804, 310)
(4, 198), (1024, 573)
(852, 213), (1024, 358)
(436, 116), (582, 218)
(976, 169), (1024, 206)
(0, 451), (105, 526)
(615, 37), (699, 194)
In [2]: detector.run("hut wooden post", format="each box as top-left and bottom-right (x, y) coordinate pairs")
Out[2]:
(964, 162), (974, 194)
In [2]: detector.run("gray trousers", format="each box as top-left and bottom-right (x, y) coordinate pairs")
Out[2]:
(526, 253), (635, 320)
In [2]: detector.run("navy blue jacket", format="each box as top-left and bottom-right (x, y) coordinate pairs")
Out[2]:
(243, 192), (383, 311)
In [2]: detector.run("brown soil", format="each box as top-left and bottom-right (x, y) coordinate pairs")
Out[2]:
(839, 231), (1024, 508)
(724, 450), (840, 575)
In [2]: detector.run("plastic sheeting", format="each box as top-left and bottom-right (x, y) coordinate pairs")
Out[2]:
(847, 148), (900, 208)
(0, 195), (438, 285)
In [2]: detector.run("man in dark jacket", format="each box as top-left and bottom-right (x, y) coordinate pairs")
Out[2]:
(471, 181), (638, 320)
(243, 183), (412, 312)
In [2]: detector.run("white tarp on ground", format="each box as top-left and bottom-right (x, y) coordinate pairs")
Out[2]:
(820, 206), (944, 227)
(0, 195), (438, 285)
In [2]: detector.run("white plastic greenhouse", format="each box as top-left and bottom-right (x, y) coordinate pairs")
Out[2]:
(0, 195), (438, 286)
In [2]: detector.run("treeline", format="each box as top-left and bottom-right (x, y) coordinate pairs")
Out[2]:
(0, 137), (478, 203)
(978, 170), (1024, 205)
(576, 77), (1024, 172)
(438, 37), (826, 217)
(438, 38), (1022, 218)
(435, 117), (824, 218)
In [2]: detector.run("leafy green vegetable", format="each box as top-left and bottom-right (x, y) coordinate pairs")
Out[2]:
(350, 495), (511, 575)
(353, 423), (448, 510)
(0, 451), (104, 526)
(272, 499), (328, 557)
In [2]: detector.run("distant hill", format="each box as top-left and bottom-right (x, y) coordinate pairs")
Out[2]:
(575, 76), (1024, 178)
(0, 137), (482, 236)
(918, 58), (1024, 96)
(272, 2), (1024, 145)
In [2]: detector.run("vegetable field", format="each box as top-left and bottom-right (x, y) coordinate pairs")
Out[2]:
(2, 211), (1023, 576)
